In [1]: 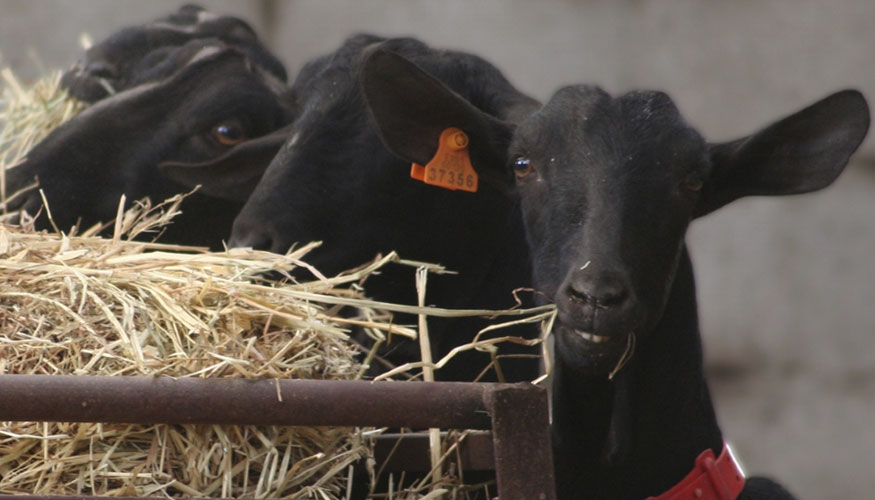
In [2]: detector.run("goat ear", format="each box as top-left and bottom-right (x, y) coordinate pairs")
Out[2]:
(159, 126), (290, 202)
(696, 89), (870, 217)
(360, 48), (515, 187)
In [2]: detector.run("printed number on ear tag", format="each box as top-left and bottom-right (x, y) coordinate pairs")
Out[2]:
(410, 127), (479, 193)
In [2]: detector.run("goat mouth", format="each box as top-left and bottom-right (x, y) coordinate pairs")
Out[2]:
(555, 324), (635, 378)
(573, 329), (612, 344)
(558, 326), (627, 356)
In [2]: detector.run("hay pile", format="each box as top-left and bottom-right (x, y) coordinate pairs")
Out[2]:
(0, 214), (386, 498)
(0, 217), (552, 500)
(0, 68), (555, 499)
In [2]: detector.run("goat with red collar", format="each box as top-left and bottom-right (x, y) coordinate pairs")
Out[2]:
(361, 47), (870, 499)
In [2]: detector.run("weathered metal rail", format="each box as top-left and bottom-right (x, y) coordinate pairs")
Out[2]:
(0, 374), (555, 500)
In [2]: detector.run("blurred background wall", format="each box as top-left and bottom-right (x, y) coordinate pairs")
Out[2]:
(2, 1), (873, 497)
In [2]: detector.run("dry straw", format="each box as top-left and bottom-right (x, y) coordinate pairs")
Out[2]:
(0, 212), (374, 498)
(0, 69), (556, 499)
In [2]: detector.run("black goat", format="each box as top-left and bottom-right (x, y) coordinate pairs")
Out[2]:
(361, 48), (870, 499)
(61, 4), (288, 103)
(217, 35), (541, 383)
(5, 5), (292, 249)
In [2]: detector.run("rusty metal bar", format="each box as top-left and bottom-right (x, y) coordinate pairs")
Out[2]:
(486, 384), (557, 500)
(0, 375), (556, 500)
(0, 374), (491, 429)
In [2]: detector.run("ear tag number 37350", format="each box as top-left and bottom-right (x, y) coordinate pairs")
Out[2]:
(410, 127), (479, 193)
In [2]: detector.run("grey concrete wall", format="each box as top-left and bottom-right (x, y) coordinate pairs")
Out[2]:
(269, 0), (875, 157)
(2, 1), (873, 498)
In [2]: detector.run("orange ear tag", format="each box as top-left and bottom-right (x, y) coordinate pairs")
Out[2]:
(410, 127), (479, 193)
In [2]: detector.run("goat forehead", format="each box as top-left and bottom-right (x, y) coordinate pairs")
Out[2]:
(518, 86), (703, 172)
(617, 90), (683, 131)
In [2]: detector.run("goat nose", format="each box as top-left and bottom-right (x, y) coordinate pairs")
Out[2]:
(228, 224), (279, 253)
(564, 270), (630, 309)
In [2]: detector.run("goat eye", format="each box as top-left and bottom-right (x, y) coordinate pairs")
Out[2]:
(211, 121), (247, 146)
(681, 173), (704, 193)
(513, 157), (534, 179)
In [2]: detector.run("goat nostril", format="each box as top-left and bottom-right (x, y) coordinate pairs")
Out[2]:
(598, 287), (628, 307)
(564, 280), (628, 309)
(568, 286), (591, 304)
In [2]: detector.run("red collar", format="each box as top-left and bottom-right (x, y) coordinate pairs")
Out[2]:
(647, 441), (746, 500)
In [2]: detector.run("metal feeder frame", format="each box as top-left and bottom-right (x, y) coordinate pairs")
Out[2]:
(0, 375), (556, 500)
